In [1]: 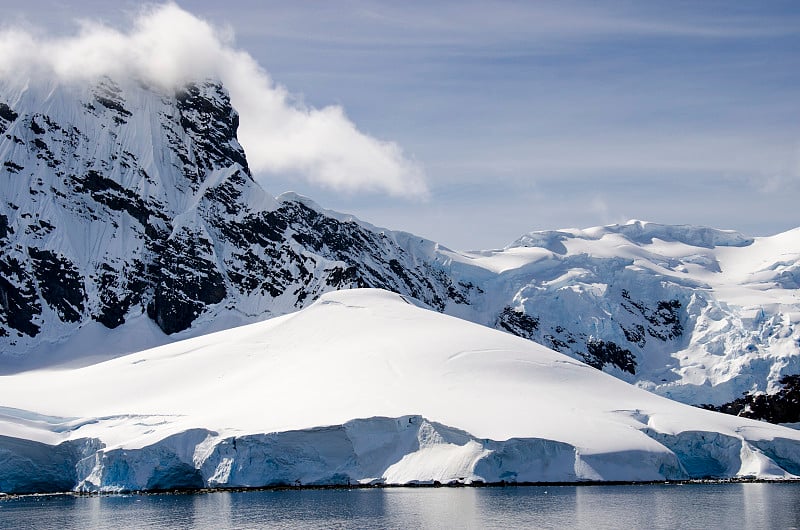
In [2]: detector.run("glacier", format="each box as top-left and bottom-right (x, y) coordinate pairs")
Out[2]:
(1, 289), (800, 494)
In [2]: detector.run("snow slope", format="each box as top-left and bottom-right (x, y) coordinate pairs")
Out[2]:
(1, 289), (799, 493)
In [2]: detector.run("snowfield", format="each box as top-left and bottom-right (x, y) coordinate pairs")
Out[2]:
(1, 289), (800, 493)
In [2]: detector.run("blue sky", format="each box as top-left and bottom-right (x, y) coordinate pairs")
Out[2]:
(2, 1), (799, 248)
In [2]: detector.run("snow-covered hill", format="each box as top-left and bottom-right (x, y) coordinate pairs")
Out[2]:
(1, 76), (798, 409)
(1, 289), (799, 493)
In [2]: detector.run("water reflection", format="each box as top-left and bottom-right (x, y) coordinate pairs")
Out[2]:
(1, 483), (799, 529)
(473, 486), (578, 529)
(572, 483), (800, 530)
(382, 488), (477, 528)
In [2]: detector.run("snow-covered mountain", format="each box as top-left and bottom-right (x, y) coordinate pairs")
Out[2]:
(1, 77), (798, 410)
(0, 77), (468, 359)
(439, 223), (800, 407)
(2, 289), (800, 493)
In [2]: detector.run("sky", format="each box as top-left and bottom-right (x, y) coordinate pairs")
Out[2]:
(1, 1), (798, 249)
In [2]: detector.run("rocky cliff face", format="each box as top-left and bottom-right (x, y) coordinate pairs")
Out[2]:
(1, 77), (798, 408)
(1, 78), (246, 343)
(0, 77), (470, 352)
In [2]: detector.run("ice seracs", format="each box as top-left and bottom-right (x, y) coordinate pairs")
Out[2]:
(436, 221), (800, 406)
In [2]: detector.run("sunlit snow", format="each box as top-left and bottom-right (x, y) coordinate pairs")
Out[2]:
(1, 289), (799, 492)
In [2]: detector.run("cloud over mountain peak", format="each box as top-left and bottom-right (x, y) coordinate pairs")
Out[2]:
(0, 3), (427, 198)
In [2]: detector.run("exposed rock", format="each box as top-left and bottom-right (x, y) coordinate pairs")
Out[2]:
(28, 248), (85, 323)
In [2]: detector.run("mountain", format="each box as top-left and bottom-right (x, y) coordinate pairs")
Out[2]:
(1, 77), (798, 410)
(0, 77), (469, 361)
(438, 222), (800, 407)
(2, 289), (800, 493)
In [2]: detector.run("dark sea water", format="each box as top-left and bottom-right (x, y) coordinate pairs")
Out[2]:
(1, 483), (799, 529)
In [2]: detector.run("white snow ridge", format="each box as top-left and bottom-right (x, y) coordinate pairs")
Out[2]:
(1, 290), (800, 493)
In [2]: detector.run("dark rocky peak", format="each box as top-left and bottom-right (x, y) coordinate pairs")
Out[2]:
(0, 76), (259, 344)
(175, 80), (250, 177)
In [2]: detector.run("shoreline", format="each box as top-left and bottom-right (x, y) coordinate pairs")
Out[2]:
(3, 476), (799, 500)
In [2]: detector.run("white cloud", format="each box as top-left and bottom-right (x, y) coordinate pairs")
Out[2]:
(0, 3), (427, 198)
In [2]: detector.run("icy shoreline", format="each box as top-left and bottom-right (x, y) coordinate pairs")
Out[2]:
(2, 413), (800, 495)
(2, 473), (800, 499)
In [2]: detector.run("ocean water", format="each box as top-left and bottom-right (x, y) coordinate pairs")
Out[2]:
(1, 483), (799, 529)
